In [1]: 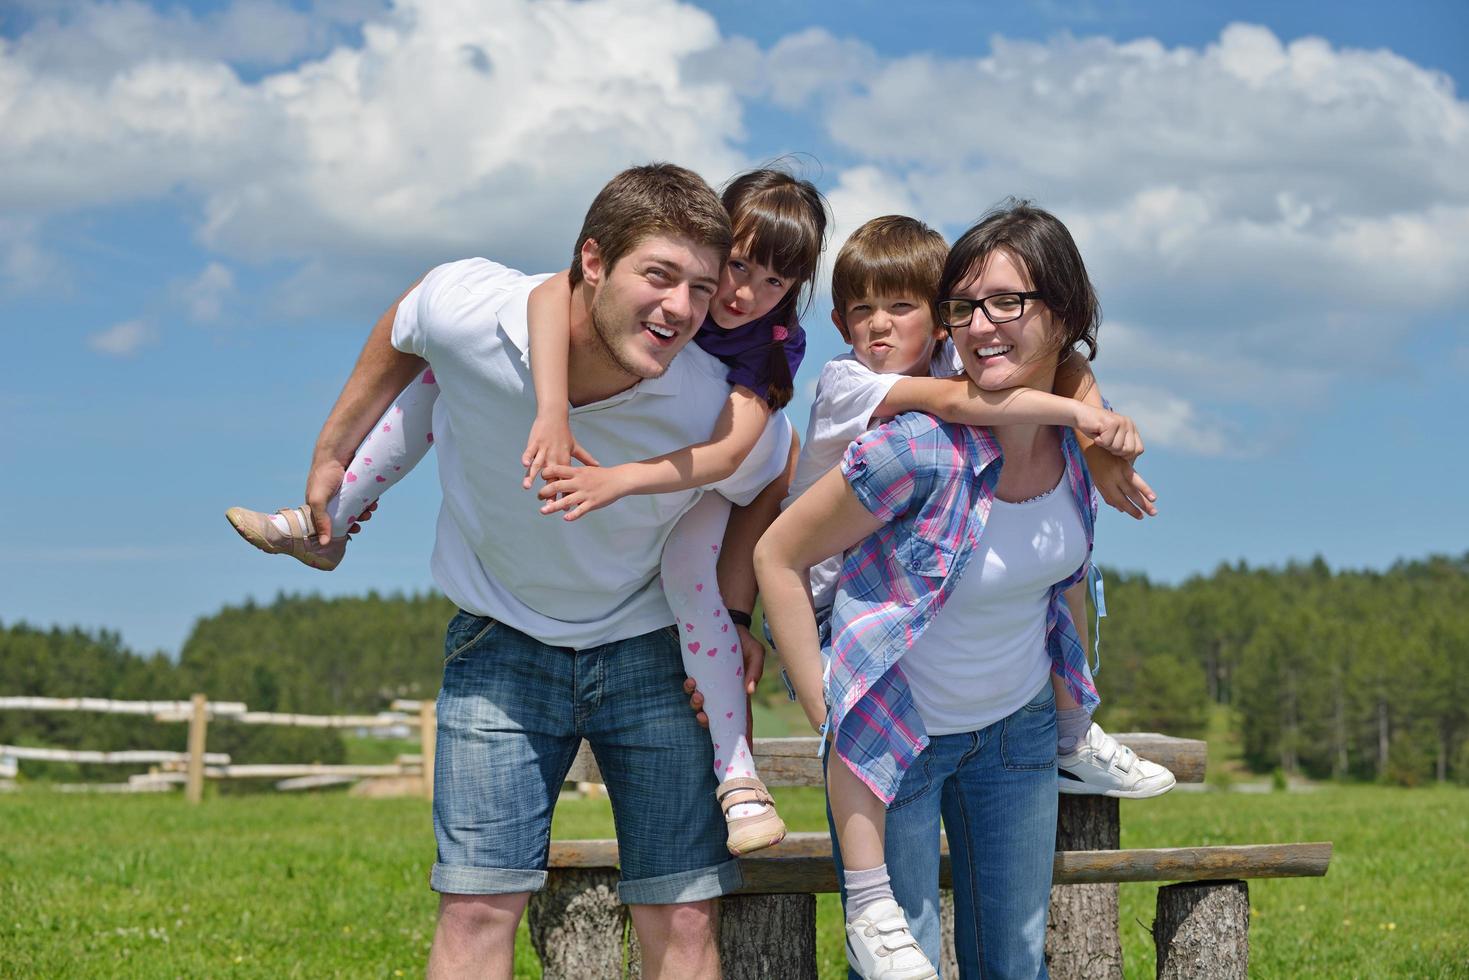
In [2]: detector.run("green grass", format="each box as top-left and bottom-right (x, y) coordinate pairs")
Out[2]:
(2, 783), (1465, 977)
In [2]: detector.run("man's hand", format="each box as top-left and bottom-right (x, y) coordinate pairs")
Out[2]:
(683, 623), (767, 730)
(537, 463), (630, 521)
(306, 458), (349, 545)
(1074, 404), (1143, 461)
(1085, 445), (1158, 520)
(521, 414), (599, 489)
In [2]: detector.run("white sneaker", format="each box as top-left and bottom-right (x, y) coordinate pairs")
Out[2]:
(1058, 723), (1176, 798)
(845, 898), (938, 980)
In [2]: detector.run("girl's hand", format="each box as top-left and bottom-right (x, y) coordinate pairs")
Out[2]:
(537, 463), (630, 521)
(1074, 404), (1143, 461)
(522, 415), (599, 489)
(1084, 445), (1159, 520)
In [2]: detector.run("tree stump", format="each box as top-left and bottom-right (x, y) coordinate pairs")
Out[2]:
(939, 888), (959, 978)
(624, 918), (642, 979)
(718, 894), (817, 980)
(1046, 795), (1122, 980)
(527, 869), (626, 980)
(1153, 880), (1249, 980)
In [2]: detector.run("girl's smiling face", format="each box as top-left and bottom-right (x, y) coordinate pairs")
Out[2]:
(949, 249), (1061, 391)
(708, 250), (791, 330)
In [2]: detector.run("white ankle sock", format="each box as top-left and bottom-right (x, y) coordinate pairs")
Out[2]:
(268, 507), (311, 536)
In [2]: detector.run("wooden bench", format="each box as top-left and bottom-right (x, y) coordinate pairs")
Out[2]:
(528, 736), (1331, 979)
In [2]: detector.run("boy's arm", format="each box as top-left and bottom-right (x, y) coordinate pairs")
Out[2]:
(522, 271), (598, 488)
(1054, 352), (1159, 519)
(537, 388), (770, 521)
(877, 372), (1140, 458)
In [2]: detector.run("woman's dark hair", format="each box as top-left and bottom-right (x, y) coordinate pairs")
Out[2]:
(936, 199), (1101, 362)
(722, 167), (830, 409)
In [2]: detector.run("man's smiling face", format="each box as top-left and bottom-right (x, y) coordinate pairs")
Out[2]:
(584, 234), (722, 380)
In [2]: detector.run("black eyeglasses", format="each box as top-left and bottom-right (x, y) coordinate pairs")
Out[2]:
(937, 291), (1043, 329)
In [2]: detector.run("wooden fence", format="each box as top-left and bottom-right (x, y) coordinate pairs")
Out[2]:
(0, 694), (436, 800)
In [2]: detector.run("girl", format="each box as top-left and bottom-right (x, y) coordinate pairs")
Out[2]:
(756, 202), (1130, 978)
(225, 167), (828, 857)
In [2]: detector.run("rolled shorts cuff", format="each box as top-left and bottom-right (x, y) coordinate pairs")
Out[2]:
(430, 862), (547, 896)
(617, 857), (744, 905)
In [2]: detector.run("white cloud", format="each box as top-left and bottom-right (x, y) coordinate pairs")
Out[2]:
(87, 319), (157, 356)
(0, 218), (64, 294)
(5, 7), (1467, 447)
(1102, 382), (1236, 457)
(0, 0), (748, 284)
(175, 261), (236, 321)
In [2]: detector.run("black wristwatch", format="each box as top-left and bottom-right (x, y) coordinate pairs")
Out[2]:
(727, 609), (753, 628)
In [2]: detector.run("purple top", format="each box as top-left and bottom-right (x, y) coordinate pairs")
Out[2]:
(692, 307), (806, 407)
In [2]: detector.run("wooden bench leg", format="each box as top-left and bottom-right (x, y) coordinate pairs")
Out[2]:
(1153, 880), (1249, 980)
(527, 869), (627, 980)
(718, 894), (817, 980)
(1047, 795), (1123, 979)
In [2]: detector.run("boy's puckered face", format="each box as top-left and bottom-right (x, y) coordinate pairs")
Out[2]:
(833, 293), (946, 376)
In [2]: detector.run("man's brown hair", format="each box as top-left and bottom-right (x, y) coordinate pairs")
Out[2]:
(831, 215), (948, 323)
(569, 163), (732, 287)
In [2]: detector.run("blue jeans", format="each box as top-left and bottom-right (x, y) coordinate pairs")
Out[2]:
(827, 682), (1058, 979)
(430, 611), (742, 904)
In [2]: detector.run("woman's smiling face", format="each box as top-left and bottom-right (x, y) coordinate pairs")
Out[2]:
(949, 249), (1060, 391)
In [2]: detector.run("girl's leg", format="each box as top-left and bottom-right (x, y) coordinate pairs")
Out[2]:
(233, 368), (440, 569)
(314, 367), (440, 538)
(662, 492), (781, 845)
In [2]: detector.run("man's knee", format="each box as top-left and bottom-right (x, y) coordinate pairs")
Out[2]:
(630, 897), (718, 949)
(437, 891), (528, 937)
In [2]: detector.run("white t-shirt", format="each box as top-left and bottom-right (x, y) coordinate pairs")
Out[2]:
(784, 343), (962, 613)
(391, 258), (791, 648)
(901, 473), (1087, 735)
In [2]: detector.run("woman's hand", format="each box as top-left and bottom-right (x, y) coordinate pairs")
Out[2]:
(1084, 445), (1159, 519)
(537, 463), (631, 520)
(522, 414), (599, 489)
(1074, 403), (1143, 461)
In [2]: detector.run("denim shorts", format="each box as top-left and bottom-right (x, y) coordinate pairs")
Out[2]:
(429, 611), (743, 904)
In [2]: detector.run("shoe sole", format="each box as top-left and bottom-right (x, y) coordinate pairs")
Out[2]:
(1057, 774), (1177, 799)
(727, 828), (787, 856)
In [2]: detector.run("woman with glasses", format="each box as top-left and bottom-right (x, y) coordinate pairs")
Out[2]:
(758, 201), (1149, 977)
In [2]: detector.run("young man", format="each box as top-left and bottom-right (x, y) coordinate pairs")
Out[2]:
(304, 164), (791, 980)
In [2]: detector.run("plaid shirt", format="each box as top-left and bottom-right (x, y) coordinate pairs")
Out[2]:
(827, 411), (1101, 803)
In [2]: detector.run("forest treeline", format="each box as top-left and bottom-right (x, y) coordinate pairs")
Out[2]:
(3, 556), (1466, 784)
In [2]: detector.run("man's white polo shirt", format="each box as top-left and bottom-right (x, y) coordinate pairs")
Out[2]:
(391, 258), (790, 649)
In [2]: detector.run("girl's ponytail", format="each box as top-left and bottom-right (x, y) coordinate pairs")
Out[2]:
(765, 324), (794, 411)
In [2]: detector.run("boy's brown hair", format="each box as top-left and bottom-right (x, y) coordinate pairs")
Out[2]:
(831, 215), (948, 325)
(569, 163), (732, 287)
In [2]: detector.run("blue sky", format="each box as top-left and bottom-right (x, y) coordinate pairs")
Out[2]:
(3, 0), (1466, 657)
